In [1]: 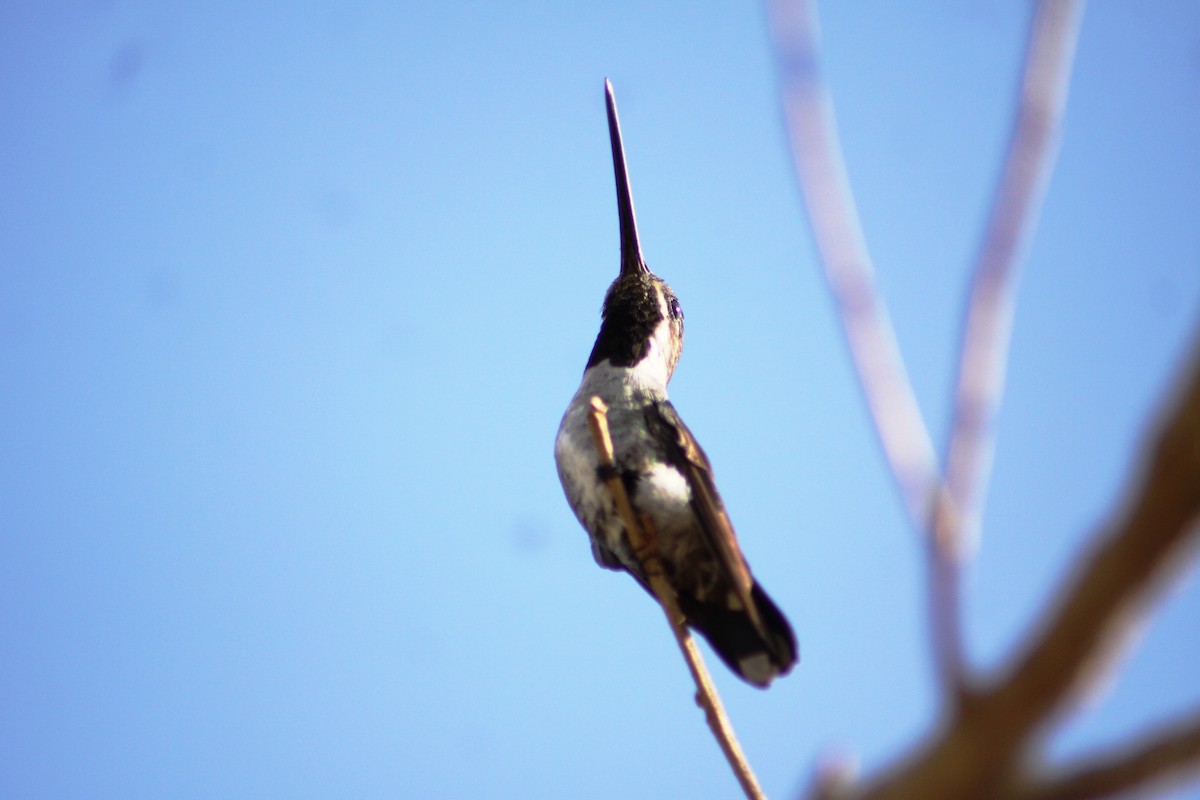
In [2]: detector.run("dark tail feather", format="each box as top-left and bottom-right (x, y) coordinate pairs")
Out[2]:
(684, 583), (797, 688)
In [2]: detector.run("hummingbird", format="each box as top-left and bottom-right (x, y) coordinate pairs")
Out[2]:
(554, 80), (796, 688)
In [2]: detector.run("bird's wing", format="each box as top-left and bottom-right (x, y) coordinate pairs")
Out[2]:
(644, 400), (766, 638)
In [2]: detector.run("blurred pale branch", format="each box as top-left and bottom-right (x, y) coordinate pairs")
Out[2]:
(585, 397), (766, 800)
(770, 0), (1084, 700)
(930, 0), (1084, 697)
(768, 0), (941, 536)
(941, 0), (1083, 560)
(768, 0), (1200, 798)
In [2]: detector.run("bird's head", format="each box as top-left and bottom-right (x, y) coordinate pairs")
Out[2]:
(584, 80), (685, 388)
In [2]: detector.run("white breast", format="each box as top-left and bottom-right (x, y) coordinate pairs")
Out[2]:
(553, 346), (687, 569)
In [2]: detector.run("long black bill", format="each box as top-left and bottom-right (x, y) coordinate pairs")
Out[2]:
(605, 80), (647, 277)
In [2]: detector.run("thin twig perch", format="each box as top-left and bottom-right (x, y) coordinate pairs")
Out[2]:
(585, 396), (767, 800)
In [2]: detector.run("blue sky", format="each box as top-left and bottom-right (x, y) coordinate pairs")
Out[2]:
(2, 3), (1198, 798)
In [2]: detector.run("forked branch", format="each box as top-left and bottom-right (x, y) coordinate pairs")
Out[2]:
(769, 0), (1084, 700)
(769, 0), (1200, 796)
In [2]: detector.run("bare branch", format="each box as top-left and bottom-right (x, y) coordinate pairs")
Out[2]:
(585, 397), (767, 800)
(1024, 710), (1200, 800)
(768, 0), (941, 530)
(771, 0), (1086, 702)
(933, 0), (1084, 713)
(940, 0), (1085, 558)
(768, 2), (1200, 798)
(989, 330), (1200, 739)
(768, 0), (966, 693)
(848, 327), (1200, 799)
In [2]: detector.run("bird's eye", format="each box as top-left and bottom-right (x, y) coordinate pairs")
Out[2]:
(669, 298), (683, 320)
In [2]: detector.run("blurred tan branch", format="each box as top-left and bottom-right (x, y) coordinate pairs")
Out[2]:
(852, 331), (1200, 800)
(585, 397), (766, 800)
(993, 333), (1200, 741)
(1024, 710), (1200, 800)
